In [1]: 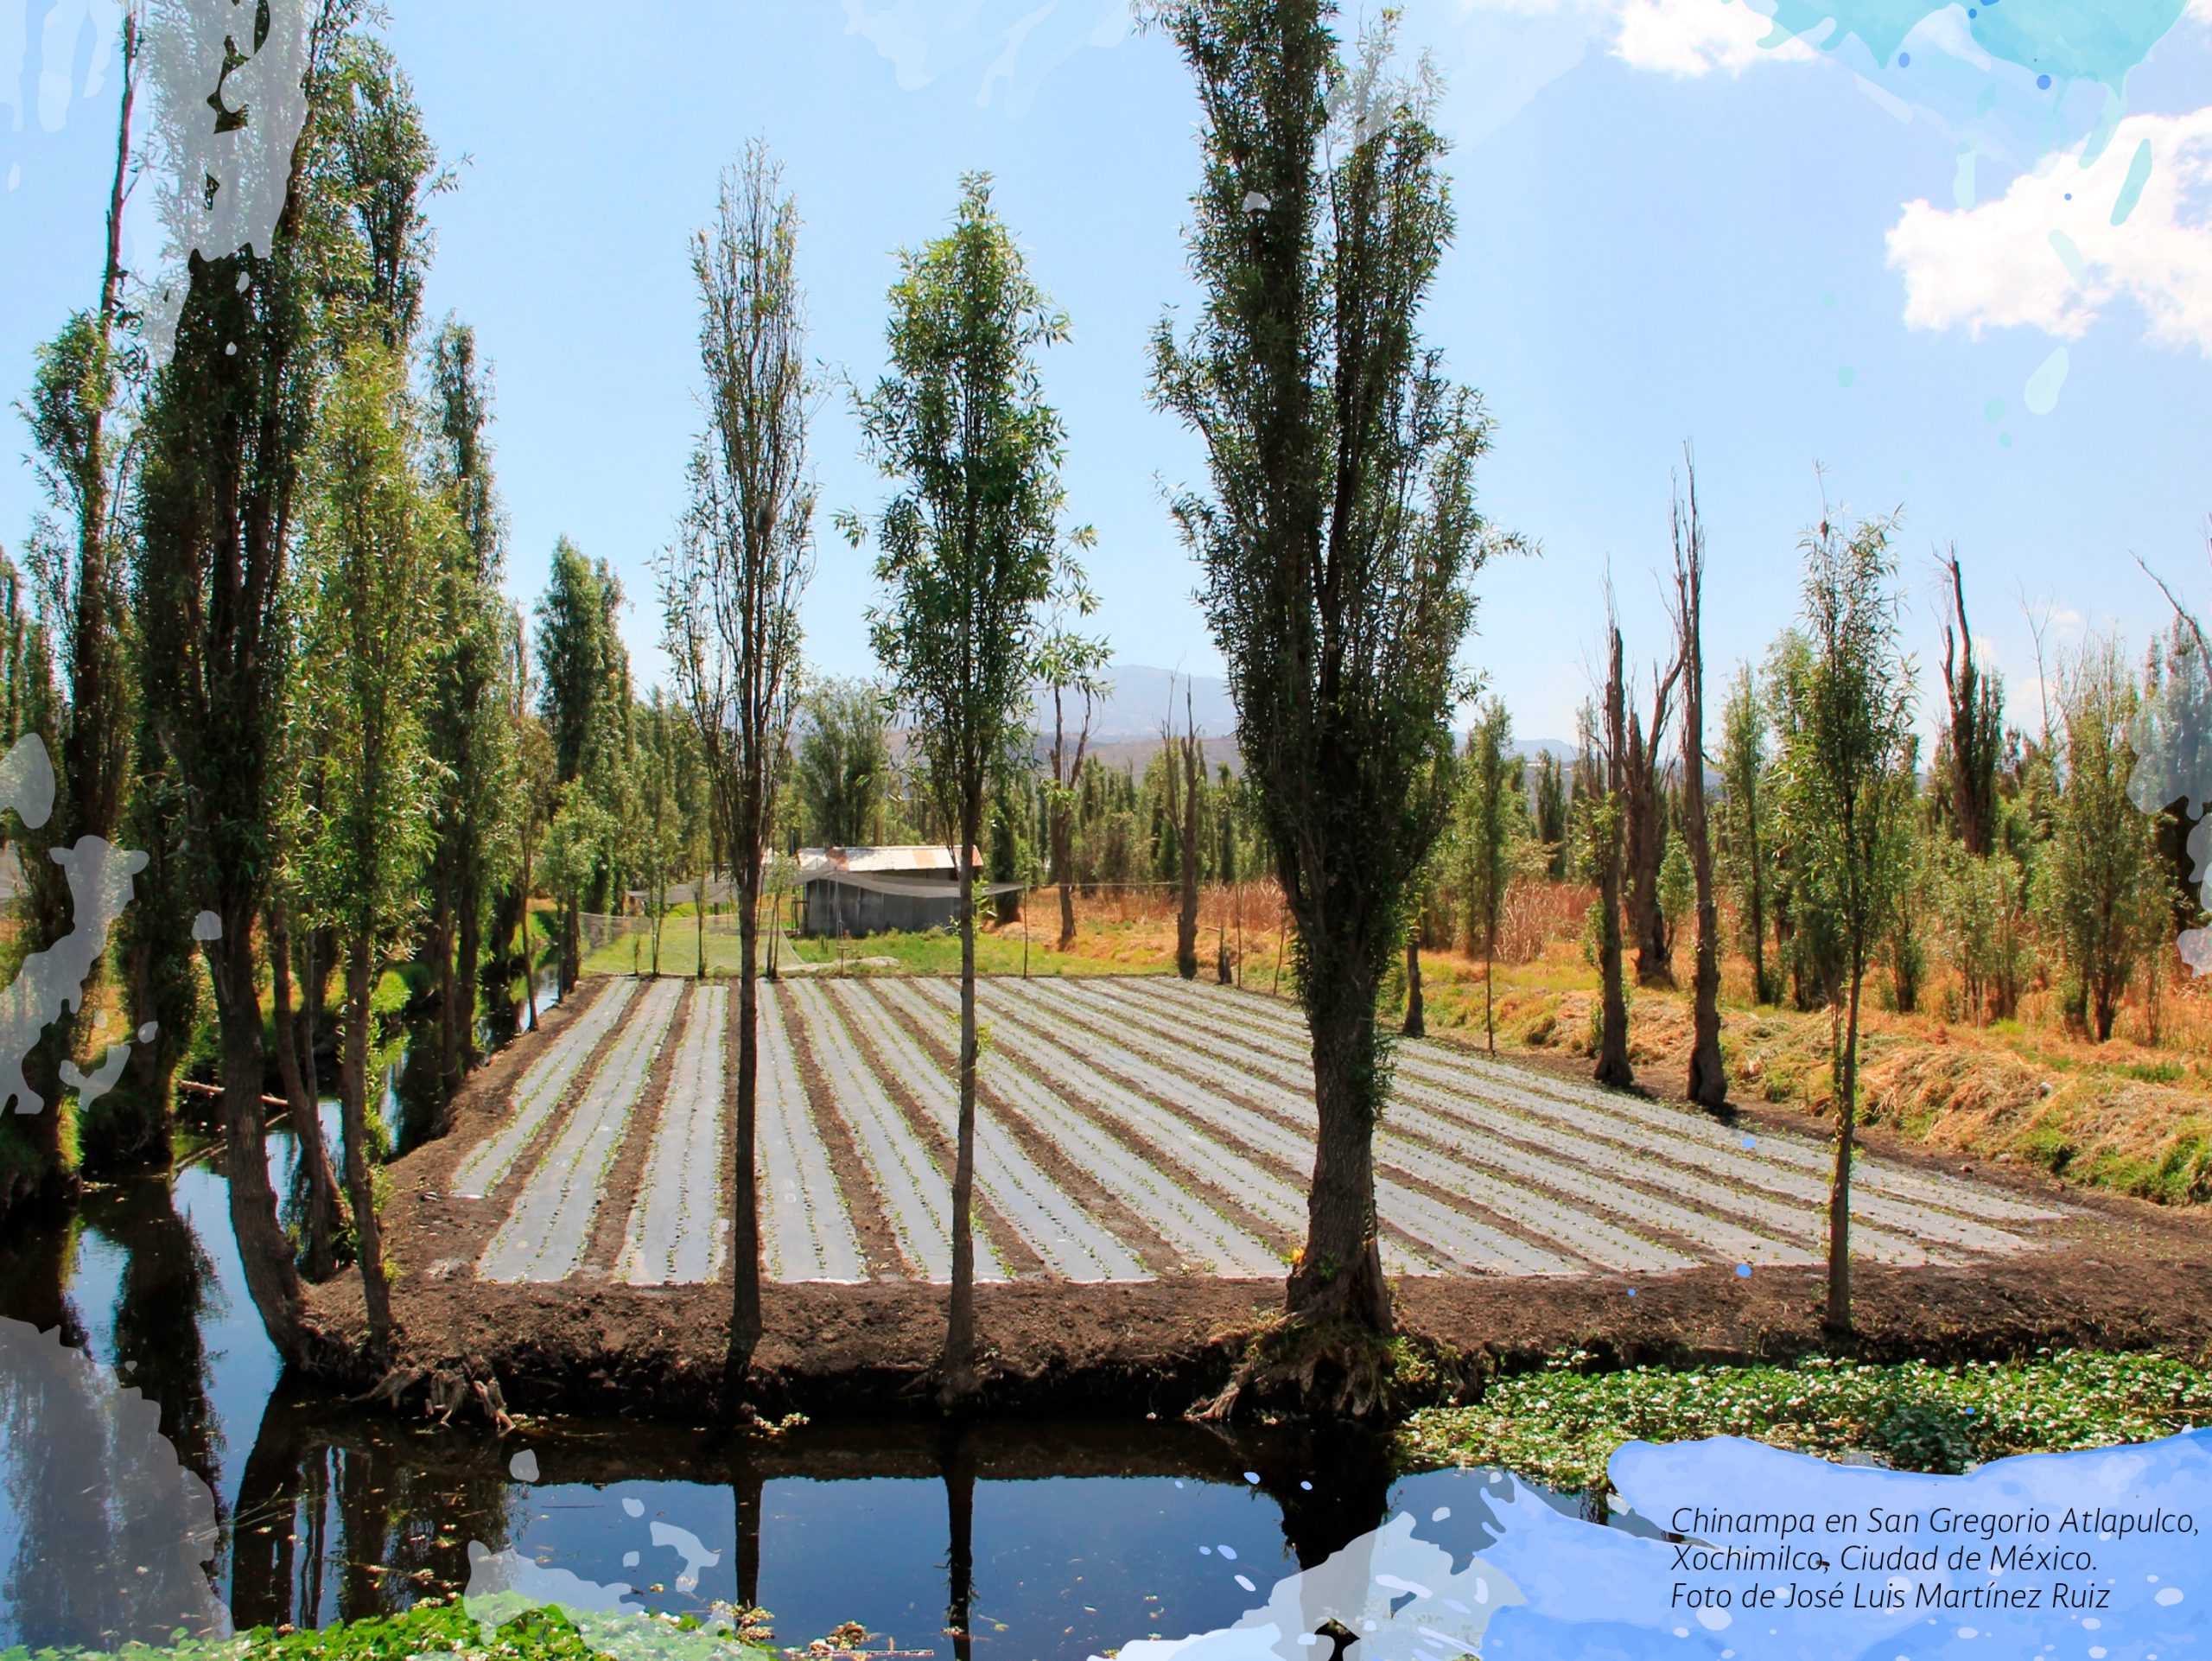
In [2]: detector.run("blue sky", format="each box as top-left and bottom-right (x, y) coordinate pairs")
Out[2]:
(3, 0), (2209, 743)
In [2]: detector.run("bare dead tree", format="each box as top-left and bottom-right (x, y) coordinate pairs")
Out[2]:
(1940, 549), (2003, 857)
(1669, 453), (1726, 1107)
(1624, 654), (1681, 988)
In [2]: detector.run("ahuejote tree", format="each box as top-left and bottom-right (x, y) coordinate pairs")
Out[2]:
(535, 538), (632, 990)
(845, 173), (1075, 1405)
(130, 0), (365, 1370)
(1458, 697), (1523, 1055)
(2045, 635), (2163, 1042)
(1033, 574), (1111, 951)
(660, 143), (815, 1389)
(292, 342), (447, 1364)
(794, 677), (891, 848)
(1150, 0), (1517, 1354)
(1715, 663), (1779, 1006)
(1771, 506), (1914, 1338)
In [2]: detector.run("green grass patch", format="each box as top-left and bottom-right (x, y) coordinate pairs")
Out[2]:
(581, 925), (1163, 981)
(0, 1596), (780, 1661)
(1399, 1350), (2212, 1493)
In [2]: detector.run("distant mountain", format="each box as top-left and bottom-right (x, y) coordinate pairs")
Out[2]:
(1028, 665), (1238, 744)
(1516, 740), (1578, 764)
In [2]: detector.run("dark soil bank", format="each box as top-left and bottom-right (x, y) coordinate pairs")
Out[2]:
(310, 977), (2212, 1422)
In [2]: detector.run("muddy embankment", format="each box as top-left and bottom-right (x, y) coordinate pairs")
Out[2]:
(300, 977), (2212, 1425)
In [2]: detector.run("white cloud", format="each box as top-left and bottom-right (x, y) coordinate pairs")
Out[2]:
(1455, 0), (1816, 78)
(1614, 0), (1817, 76)
(1885, 105), (2212, 354)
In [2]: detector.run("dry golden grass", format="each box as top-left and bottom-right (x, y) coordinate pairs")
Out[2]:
(1023, 877), (2212, 1209)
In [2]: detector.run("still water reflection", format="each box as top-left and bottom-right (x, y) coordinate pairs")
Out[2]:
(0, 968), (1608, 1660)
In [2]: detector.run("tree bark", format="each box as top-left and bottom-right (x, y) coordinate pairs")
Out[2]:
(1401, 931), (1424, 1038)
(731, 856), (763, 1372)
(1624, 673), (1679, 987)
(1825, 969), (1861, 1337)
(1177, 722), (1202, 980)
(1287, 954), (1393, 1332)
(455, 845), (484, 1071)
(340, 931), (395, 1361)
(942, 786), (984, 1405)
(1055, 824), (1077, 951)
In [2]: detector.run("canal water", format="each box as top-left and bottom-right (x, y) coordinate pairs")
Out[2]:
(0, 973), (1613, 1661)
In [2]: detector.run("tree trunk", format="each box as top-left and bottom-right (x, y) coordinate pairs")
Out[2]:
(209, 927), (319, 1369)
(941, 788), (984, 1407)
(730, 861), (763, 1376)
(1053, 809), (1077, 952)
(340, 932), (396, 1362)
(1176, 724), (1201, 980)
(1401, 932), (1424, 1038)
(269, 900), (344, 1281)
(429, 889), (457, 1098)
(1825, 971), (1861, 1338)
(1596, 631), (1635, 1090)
(1677, 503), (1726, 1108)
(1287, 961), (1393, 1332)
(455, 849), (484, 1072)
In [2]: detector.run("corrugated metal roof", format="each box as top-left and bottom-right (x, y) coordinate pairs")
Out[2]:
(798, 844), (981, 875)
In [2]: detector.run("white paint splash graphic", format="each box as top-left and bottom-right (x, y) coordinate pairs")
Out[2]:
(0, 734), (148, 1117)
(0, 1316), (230, 1650)
(137, 0), (315, 366)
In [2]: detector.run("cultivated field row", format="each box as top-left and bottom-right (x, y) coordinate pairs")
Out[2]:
(450, 975), (2067, 1286)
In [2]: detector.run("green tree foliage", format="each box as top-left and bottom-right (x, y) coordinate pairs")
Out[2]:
(1150, 0), (1513, 1346)
(13, 11), (140, 1183)
(535, 538), (632, 990)
(1034, 573), (1111, 948)
(1531, 750), (1569, 879)
(1771, 507), (1915, 1337)
(421, 318), (518, 1099)
(794, 678), (891, 846)
(130, 0), (366, 1368)
(660, 144), (816, 1378)
(846, 173), (1073, 1403)
(1458, 698), (1524, 1053)
(1937, 550), (2005, 858)
(2044, 637), (2164, 1041)
(1936, 840), (2031, 1024)
(292, 343), (448, 1360)
(1715, 664), (1780, 1005)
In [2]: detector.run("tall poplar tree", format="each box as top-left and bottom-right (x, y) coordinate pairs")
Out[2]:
(294, 344), (446, 1362)
(1773, 508), (1914, 1337)
(132, 0), (364, 1367)
(1150, 1), (1512, 1347)
(661, 143), (815, 1387)
(846, 175), (1073, 1404)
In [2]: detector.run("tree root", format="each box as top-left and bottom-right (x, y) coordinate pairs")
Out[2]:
(1192, 1314), (1483, 1422)
(359, 1355), (517, 1432)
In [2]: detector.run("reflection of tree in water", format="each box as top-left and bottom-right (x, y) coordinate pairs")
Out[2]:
(86, 1177), (222, 1499)
(232, 1385), (520, 1631)
(0, 1200), (86, 1342)
(943, 1427), (975, 1661)
(0, 1319), (227, 1649)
